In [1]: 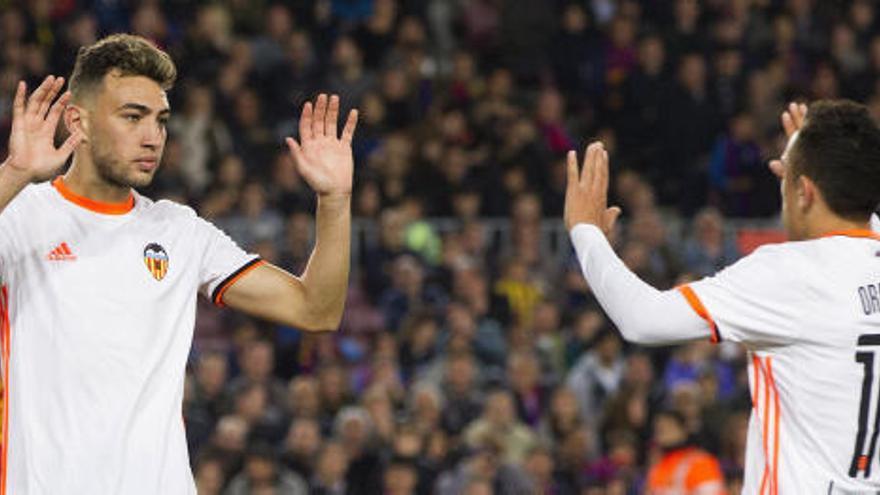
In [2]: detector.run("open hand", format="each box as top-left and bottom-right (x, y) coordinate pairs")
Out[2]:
(285, 94), (358, 197)
(564, 141), (622, 234)
(781, 101), (808, 138)
(769, 101), (808, 179)
(4, 75), (83, 182)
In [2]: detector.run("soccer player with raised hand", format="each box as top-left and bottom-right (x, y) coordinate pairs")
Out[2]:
(566, 101), (880, 493)
(0, 76), (84, 209)
(0, 34), (357, 494)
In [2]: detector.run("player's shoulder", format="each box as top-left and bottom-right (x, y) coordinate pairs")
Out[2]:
(788, 232), (879, 258)
(734, 235), (870, 280)
(746, 237), (832, 262)
(136, 193), (198, 219)
(136, 194), (224, 237)
(6, 180), (55, 211)
(710, 240), (813, 286)
(21, 180), (54, 199)
(731, 241), (801, 268)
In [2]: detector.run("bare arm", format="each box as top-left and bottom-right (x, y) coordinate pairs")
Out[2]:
(220, 94), (357, 332)
(1, 76), (83, 212)
(0, 165), (30, 214)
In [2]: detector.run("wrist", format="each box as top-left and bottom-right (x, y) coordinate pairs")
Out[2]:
(317, 191), (352, 203)
(0, 159), (34, 185)
(316, 192), (352, 212)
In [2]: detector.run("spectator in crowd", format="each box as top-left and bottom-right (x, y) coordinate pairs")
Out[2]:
(439, 351), (484, 436)
(463, 389), (537, 465)
(567, 328), (625, 423)
(682, 207), (741, 276)
(645, 409), (726, 495)
(311, 441), (350, 495)
(280, 417), (322, 480)
(225, 442), (309, 495)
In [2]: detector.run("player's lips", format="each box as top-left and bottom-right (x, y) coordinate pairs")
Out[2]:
(134, 158), (159, 171)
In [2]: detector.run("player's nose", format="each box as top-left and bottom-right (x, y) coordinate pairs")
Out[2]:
(141, 124), (164, 149)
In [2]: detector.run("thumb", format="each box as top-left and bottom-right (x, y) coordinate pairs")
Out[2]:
(604, 206), (622, 233)
(285, 137), (305, 167)
(57, 129), (84, 159)
(768, 159), (784, 179)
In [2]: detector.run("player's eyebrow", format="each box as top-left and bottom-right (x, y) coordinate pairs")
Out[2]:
(117, 103), (171, 115)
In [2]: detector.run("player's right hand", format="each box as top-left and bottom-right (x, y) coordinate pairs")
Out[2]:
(3, 75), (83, 183)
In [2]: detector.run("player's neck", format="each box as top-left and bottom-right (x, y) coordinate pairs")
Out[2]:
(805, 213), (871, 240)
(64, 156), (133, 204)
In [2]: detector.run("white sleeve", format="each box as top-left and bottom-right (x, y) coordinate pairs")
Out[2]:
(569, 224), (712, 345)
(194, 216), (262, 306)
(682, 243), (800, 346)
(871, 213), (879, 233)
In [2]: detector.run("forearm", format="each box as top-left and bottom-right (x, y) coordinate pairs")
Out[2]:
(569, 224), (709, 344)
(0, 160), (31, 215)
(299, 193), (351, 329)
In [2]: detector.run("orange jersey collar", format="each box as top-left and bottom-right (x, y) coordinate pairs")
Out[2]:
(52, 177), (135, 215)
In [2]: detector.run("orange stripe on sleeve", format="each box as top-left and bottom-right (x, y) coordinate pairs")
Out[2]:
(677, 284), (721, 343)
(212, 259), (265, 307)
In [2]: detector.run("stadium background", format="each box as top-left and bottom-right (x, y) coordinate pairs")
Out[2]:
(1, 0), (877, 493)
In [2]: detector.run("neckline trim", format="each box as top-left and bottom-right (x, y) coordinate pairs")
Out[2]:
(51, 177), (135, 215)
(821, 229), (880, 241)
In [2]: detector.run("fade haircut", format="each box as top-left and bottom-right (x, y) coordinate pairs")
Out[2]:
(68, 33), (176, 101)
(790, 100), (880, 221)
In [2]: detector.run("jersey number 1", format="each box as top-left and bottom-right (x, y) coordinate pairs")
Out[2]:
(850, 334), (880, 477)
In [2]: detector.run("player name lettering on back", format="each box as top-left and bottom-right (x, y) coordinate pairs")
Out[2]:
(859, 283), (880, 315)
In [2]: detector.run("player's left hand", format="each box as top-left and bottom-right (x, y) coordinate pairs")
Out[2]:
(781, 101), (808, 138)
(769, 101), (808, 179)
(285, 94), (358, 197)
(564, 141), (622, 234)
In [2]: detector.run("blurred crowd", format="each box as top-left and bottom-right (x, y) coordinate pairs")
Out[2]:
(3, 0), (879, 493)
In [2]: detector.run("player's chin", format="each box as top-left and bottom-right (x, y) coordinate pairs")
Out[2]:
(127, 169), (158, 189)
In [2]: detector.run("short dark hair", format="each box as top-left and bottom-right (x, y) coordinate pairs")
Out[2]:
(791, 100), (880, 221)
(69, 33), (176, 100)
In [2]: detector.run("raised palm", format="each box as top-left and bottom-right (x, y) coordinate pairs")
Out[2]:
(285, 94), (358, 197)
(769, 101), (808, 179)
(6, 75), (83, 182)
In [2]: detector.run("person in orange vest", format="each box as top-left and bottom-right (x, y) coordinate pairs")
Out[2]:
(645, 409), (726, 495)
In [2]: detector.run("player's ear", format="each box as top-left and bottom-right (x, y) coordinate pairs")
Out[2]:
(797, 175), (817, 212)
(64, 104), (88, 142)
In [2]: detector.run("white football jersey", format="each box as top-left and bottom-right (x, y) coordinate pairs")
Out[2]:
(0, 178), (259, 494)
(680, 229), (880, 494)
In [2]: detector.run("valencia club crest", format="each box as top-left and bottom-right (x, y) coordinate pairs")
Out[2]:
(143, 243), (169, 281)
